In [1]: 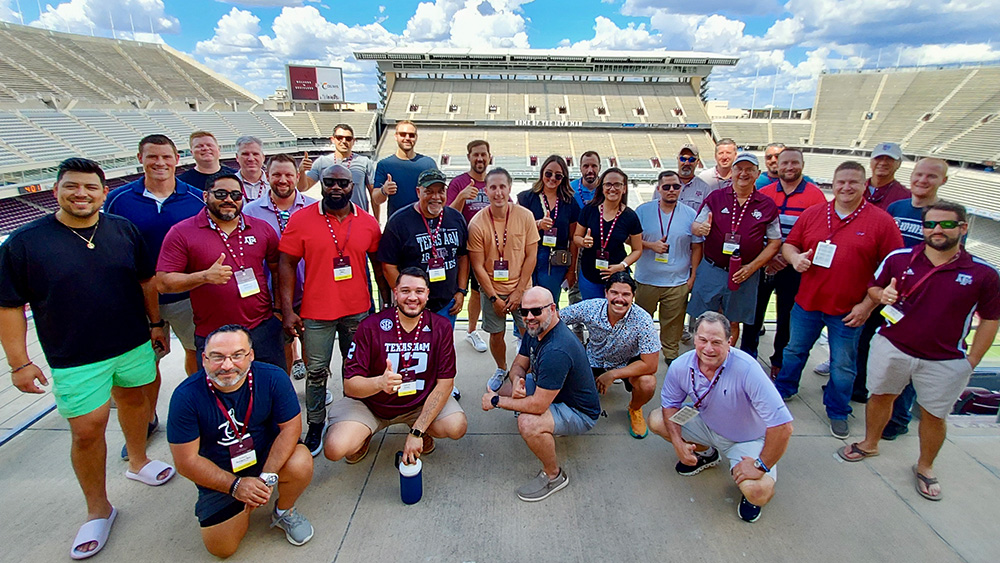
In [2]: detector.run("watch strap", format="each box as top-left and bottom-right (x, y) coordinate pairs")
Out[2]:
(409, 427), (423, 438)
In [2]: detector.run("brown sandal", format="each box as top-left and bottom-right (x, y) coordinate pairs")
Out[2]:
(837, 442), (878, 462)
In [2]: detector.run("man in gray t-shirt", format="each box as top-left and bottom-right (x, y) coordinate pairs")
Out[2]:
(297, 123), (375, 213)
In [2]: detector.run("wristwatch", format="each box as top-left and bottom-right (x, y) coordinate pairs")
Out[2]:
(753, 458), (770, 473)
(259, 472), (278, 487)
(491, 395), (500, 408)
(457, 287), (469, 296)
(409, 427), (424, 438)
(148, 320), (166, 328)
(489, 295), (498, 303)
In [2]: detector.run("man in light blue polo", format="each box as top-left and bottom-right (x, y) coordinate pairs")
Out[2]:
(648, 311), (794, 523)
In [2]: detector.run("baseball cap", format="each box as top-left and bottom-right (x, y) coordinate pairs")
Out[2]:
(732, 152), (759, 167)
(678, 144), (699, 157)
(871, 142), (902, 160)
(417, 168), (447, 188)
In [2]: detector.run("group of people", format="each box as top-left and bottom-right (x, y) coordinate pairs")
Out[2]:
(1, 120), (997, 560)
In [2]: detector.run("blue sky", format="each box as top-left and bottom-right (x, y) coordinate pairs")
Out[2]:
(2, 0), (998, 109)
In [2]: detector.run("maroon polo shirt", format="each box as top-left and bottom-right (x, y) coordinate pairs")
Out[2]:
(872, 244), (1000, 360)
(697, 186), (780, 268)
(865, 178), (910, 211)
(786, 202), (902, 316)
(158, 210), (279, 336)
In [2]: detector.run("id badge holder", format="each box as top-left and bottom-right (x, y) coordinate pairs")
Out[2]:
(229, 435), (257, 472)
(669, 406), (699, 426)
(334, 256), (353, 281)
(654, 244), (670, 263)
(235, 268), (260, 298)
(881, 304), (905, 324)
(813, 240), (837, 268)
(722, 233), (741, 255)
(398, 379), (418, 396)
(542, 228), (557, 248)
(595, 250), (610, 270)
(427, 257), (446, 283)
(493, 259), (509, 281)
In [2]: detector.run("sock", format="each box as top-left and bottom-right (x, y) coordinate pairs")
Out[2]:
(699, 447), (716, 458)
(548, 469), (561, 481)
(274, 507), (288, 517)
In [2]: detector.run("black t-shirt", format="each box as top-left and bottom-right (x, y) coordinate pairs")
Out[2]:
(577, 204), (642, 284)
(377, 204), (469, 311)
(0, 213), (154, 368)
(516, 190), (581, 252)
(519, 321), (601, 420)
(177, 166), (237, 191)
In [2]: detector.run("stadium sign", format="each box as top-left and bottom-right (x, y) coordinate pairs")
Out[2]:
(17, 184), (45, 194)
(287, 65), (345, 102)
(514, 119), (585, 128)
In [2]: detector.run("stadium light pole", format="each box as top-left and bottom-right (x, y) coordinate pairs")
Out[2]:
(749, 66), (760, 118)
(14, 0), (23, 24)
(768, 73), (778, 120)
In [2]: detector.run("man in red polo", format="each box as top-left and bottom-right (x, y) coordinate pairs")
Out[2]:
(278, 164), (382, 456)
(773, 161), (903, 439)
(838, 201), (999, 502)
(157, 171), (283, 369)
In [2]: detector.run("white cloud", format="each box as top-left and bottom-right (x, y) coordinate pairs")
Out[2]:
(195, 7), (264, 56)
(567, 16), (661, 51)
(1, 0), (21, 22)
(214, 0), (305, 5)
(29, 0), (179, 38)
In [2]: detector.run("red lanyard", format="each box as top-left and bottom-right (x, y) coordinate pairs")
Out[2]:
(598, 203), (623, 251)
(337, 153), (356, 167)
(657, 205), (676, 241)
(488, 206), (510, 259)
(730, 190), (752, 235)
(208, 210), (247, 269)
(323, 208), (354, 258)
(394, 310), (425, 372)
(270, 195), (291, 233)
(690, 367), (722, 409)
(541, 192), (559, 223)
(206, 370), (254, 441)
(825, 200), (867, 241)
(898, 246), (961, 303)
(416, 203), (443, 260)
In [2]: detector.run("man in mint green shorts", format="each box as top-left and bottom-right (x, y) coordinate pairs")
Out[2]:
(0, 158), (177, 560)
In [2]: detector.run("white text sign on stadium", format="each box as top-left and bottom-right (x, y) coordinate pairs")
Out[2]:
(286, 65), (345, 102)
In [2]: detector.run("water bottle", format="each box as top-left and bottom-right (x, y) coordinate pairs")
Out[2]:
(395, 451), (423, 505)
(727, 251), (743, 291)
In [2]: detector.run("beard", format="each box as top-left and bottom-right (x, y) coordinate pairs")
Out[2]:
(323, 189), (352, 210)
(526, 315), (554, 337)
(397, 301), (425, 318)
(209, 202), (239, 222)
(926, 234), (961, 251)
(207, 364), (248, 388)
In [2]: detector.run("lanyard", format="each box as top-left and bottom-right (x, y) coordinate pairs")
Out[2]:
(690, 367), (722, 409)
(323, 208), (354, 258)
(394, 310), (425, 372)
(488, 205), (510, 259)
(208, 210), (247, 269)
(825, 200), (866, 241)
(337, 153), (356, 167)
(416, 203), (443, 260)
(730, 190), (752, 235)
(541, 192), (559, 223)
(598, 203), (623, 251)
(898, 246), (961, 303)
(206, 370), (254, 441)
(657, 205), (676, 241)
(270, 195), (291, 233)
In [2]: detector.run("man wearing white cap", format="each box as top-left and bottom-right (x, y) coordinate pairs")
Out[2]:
(866, 142), (910, 211)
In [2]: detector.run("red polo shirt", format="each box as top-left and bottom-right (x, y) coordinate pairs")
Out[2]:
(157, 211), (279, 336)
(786, 201), (903, 316)
(279, 202), (381, 321)
(698, 186), (780, 268)
(865, 178), (910, 211)
(872, 245), (1000, 360)
(759, 180), (828, 239)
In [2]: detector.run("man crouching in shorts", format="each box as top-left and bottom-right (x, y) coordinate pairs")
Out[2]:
(168, 325), (314, 557)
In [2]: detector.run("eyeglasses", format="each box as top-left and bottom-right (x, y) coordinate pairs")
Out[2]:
(518, 303), (554, 317)
(923, 220), (964, 229)
(211, 189), (243, 202)
(603, 182), (625, 190)
(660, 183), (682, 191)
(322, 178), (352, 188)
(678, 156), (697, 163)
(397, 132), (416, 138)
(205, 351), (249, 364)
(543, 170), (564, 181)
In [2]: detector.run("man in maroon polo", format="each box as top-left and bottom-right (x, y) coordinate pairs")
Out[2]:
(838, 201), (999, 502)
(865, 142), (910, 210)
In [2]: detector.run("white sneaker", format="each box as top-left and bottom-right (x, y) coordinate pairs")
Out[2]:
(325, 388), (334, 406)
(814, 360), (831, 376)
(465, 331), (487, 353)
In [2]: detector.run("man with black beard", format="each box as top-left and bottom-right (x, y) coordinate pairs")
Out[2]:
(278, 165), (382, 456)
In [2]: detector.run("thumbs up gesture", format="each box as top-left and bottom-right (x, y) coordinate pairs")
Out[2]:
(693, 211), (712, 237)
(298, 152), (312, 173)
(538, 205), (554, 230)
(382, 173), (397, 195)
(792, 248), (814, 273)
(459, 179), (479, 201)
(581, 227), (594, 248)
(881, 277), (899, 305)
(204, 252), (233, 284)
(381, 358), (403, 394)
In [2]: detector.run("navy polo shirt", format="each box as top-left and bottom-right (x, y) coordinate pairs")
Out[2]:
(105, 177), (205, 304)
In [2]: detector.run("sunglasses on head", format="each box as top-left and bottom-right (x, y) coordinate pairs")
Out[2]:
(678, 156), (697, 163)
(660, 183), (682, 191)
(923, 220), (963, 229)
(518, 303), (553, 318)
(211, 189), (243, 202)
(543, 170), (564, 181)
(334, 135), (354, 142)
(322, 178), (352, 188)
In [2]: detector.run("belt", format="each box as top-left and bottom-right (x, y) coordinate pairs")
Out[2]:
(703, 256), (728, 271)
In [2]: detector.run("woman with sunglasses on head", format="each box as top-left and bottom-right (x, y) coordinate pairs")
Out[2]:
(517, 155), (581, 305)
(572, 168), (643, 300)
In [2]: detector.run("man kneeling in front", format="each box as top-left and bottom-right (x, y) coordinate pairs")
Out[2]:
(168, 324), (314, 557)
(648, 312), (793, 522)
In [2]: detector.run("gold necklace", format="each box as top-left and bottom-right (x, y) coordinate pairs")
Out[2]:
(67, 217), (99, 249)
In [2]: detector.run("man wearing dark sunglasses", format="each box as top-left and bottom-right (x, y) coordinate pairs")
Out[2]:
(372, 120), (436, 220)
(676, 144), (711, 212)
(839, 201), (999, 503)
(299, 124), (376, 214)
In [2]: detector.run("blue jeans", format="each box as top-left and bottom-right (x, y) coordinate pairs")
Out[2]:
(578, 274), (605, 301)
(435, 298), (457, 327)
(774, 304), (862, 420)
(533, 250), (570, 305)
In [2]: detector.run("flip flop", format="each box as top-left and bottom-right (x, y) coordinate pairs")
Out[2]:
(70, 507), (117, 560)
(838, 442), (878, 462)
(912, 465), (943, 501)
(125, 459), (175, 486)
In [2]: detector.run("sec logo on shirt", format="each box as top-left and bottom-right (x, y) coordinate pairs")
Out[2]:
(380, 319), (393, 332)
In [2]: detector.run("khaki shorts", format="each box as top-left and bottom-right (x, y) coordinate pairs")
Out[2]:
(328, 396), (465, 434)
(160, 298), (196, 351)
(867, 333), (974, 419)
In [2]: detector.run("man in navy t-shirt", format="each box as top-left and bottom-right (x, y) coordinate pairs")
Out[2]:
(482, 286), (601, 502)
(167, 325), (315, 556)
(372, 120), (437, 219)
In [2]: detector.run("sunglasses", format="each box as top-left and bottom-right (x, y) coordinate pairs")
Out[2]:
(923, 220), (964, 229)
(660, 183), (682, 191)
(678, 156), (698, 163)
(211, 189), (243, 202)
(334, 135), (354, 142)
(518, 303), (553, 318)
(543, 170), (564, 181)
(397, 132), (416, 138)
(322, 178), (352, 188)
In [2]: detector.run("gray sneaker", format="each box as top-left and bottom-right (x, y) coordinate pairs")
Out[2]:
(814, 360), (831, 376)
(516, 469), (569, 502)
(465, 331), (488, 353)
(488, 368), (507, 392)
(830, 418), (850, 439)
(680, 330), (692, 345)
(290, 360), (307, 380)
(270, 507), (314, 546)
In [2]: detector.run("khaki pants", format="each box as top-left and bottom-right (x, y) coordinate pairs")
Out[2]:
(635, 282), (689, 361)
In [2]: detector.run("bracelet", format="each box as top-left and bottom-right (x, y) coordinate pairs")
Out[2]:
(229, 477), (242, 497)
(11, 361), (33, 373)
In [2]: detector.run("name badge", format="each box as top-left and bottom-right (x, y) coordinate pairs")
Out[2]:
(493, 259), (509, 281)
(654, 245), (670, 263)
(334, 256), (353, 281)
(229, 435), (257, 472)
(722, 233), (741, 255)
(398, 381), (418, 396)
(669, 406), (699, 426)
(595, 250), (610, 270)
(881, 304), (905, 324)
(427, 257), (446, 283)
(813, 240), (837, 268)
(234, 268), (260, 298)
(542, 228), (557, 248)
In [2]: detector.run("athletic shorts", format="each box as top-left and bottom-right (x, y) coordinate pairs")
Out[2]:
(328, 395), (465, 434)
(479, 292), (526, 334)
(867, 333), (974, 419)
(160, 298), (196, 351)
(50, 341), (156, 418)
